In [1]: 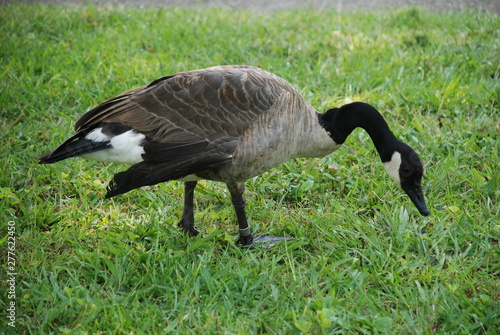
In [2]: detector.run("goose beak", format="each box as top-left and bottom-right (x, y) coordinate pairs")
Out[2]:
(403, 185), (430, 216)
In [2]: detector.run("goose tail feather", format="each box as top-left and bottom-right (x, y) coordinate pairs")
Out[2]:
(38, 132), (110, 164)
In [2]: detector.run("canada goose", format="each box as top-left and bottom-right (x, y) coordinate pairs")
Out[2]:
(39, 65), (429, 246)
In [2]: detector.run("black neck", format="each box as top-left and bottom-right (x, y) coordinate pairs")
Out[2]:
(319, 102), (399, 162)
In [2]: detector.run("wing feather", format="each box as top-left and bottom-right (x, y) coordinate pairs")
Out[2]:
(74, 66), (291, 141)
(71, 66), (299, 194)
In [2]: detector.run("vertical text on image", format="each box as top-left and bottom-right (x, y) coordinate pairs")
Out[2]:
(6, 220), (17, 328)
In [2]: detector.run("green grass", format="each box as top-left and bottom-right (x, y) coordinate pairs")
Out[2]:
(1, 3), (499, 334)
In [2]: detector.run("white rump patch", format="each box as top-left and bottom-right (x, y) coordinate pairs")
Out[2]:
(85, 128), (110, 142)
(82, 129), (146, 164)
(383, 151), (402, 187)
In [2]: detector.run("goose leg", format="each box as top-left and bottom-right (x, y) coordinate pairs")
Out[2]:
(178, 181), (200, 237)
(226, 182), (254, 246)
(227, 182), (291, 247)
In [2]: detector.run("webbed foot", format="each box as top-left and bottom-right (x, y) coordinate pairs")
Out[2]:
(236, 234), (254, 246)
(178, 218), (200, 237)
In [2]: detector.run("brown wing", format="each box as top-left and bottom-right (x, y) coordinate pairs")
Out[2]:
(75, 65), (290, 143)
(74, 65), (296, 196)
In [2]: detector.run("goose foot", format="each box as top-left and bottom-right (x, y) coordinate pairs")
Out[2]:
(236, 234), (253, 246)
(178, 219), (200, 237)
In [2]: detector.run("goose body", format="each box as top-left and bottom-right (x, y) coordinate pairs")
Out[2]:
(40, 65), (429, 245)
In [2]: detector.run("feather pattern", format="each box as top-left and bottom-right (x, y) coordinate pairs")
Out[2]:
(74, 66), (284, 142)
(67, 65), (339, 195)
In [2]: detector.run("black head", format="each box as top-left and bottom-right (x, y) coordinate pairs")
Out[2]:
(319, 102), (429, 216)
(383, 144), (429, 216)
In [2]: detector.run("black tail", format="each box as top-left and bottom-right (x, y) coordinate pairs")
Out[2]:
(39, 131), (110, 164)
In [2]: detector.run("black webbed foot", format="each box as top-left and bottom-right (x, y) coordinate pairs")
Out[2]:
(236, 234), (254, 246)
(178, 218), (200, 237)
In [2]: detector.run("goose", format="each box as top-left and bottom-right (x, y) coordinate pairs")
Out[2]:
(39, 65), (429, 246)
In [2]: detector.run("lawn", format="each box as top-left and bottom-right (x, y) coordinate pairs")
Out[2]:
(1, 3), (499, 334)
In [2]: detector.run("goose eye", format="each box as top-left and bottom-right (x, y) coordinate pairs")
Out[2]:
(400, 163), (414, 178)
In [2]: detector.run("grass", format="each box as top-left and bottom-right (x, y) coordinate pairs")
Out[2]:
(1, 3), (499, 334)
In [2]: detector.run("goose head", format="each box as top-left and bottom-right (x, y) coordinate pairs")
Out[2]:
(382, 144), (429, 216)
(321, 102), (429, 216)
